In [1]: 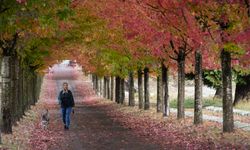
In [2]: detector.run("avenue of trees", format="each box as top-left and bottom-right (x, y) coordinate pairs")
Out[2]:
(1, 1), (250, 143)
(0, 0), (72, 143)
(86, 0), (250, 133)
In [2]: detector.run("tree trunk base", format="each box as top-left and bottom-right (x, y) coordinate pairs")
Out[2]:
(214, 87), (223, 99)
(234, 75), (250, 105)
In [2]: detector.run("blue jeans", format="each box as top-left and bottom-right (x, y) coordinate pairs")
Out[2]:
(61, 107), (72, 128)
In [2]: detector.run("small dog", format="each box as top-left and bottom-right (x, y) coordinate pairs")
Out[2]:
(41, 109), (50, 130)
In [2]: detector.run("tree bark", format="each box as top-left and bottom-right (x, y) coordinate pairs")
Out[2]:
(177, 49), (185, 119)
(92, 74), (97, 92)
(234, 75), (250, 105)
(144, 67), (150, 110)
(96, 76), (99, 95)
(120, 78), (125, 104)
(30, 74), (36, 105)
(221, 49), (234, 133)
(0, 57), (2, 143)
(94, 76), (98, 94)
(14, 58), (20, 122)
(107, 76), (110, 99)
(1, 56), (12, 133)
(162, 64), (169, 116)
(25, 69), (30, 111)
(20, 68), (24, 115)
(111, 76), (114, 101)
(10, 56), (17, 125)
(99, 77), (102, 96)
(103, 76), (107, 98)
(32, 73), (37, 104)
(92, 74), (95, 90)
(129, 71), (135, 106)
(214, 87), (223, 99)
(138, 69), (143, 109)
(115, 76), (120, 103)
(26, 73), (31, 110)
(22, 68), (27, 115)
(157, 75), (163, 112)
(194, 51), (203, 125)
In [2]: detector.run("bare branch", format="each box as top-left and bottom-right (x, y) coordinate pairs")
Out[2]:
(169, 55), (178, 61)
(169, 40), (175, 50)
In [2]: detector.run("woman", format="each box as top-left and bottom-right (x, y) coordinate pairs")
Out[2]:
(58, 82), (75, 130)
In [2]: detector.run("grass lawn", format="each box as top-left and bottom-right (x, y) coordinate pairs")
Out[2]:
(170, 98), (250, 111)
(235, 101), (250, 111)
(170, 98), (223, 108)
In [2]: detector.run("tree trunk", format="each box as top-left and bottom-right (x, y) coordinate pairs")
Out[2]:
(177, 49), (185, 119)
(32, 74), (37, 104)
(22, 68), (26, 115)
(0, 57), (2, 143)
(103, 76), (107, 98)
(10, 57), (17, 125)
(162, 64), (169, 116)
(157, 75), (163, 112)
(115, 76), (120, 103)
(30, 74), (36, 105)
(120, 78), (125, 104)
(138, 68), (143, 109)
(221, 49), (234, 133)
(111, 76), (114, 101)
(99, 77), (102, 96)
(194, 51), (203, 125)
(129, 71), (135, 106)
(14, 58), (20, 122)
(214, 87), (223, 99)
(92, 74), (97, 92)
(35, 74), (42, 101)
(27, 74), (32, 109)
(234, 75), (250, 105)
(107, 76), (110, 99)
(25, 70), (30, 111)
(1, 56), (12, 133)
(92, 74), (95, 90)
(144, 67), (150, 110)
(96, 76), (99, 95)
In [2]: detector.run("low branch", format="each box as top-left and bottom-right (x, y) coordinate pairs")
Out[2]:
(170, 40), (175, 50)
(169, 55), (178, 61)
(185, 48), (193, 56)
(181, 8), (188, 24)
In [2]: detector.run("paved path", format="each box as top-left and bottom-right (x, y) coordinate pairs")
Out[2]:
(205, 106), (250, 116)
(44, 64), (160, 150)
(26, 63), (249, 150)
(170, 108), (250, 131)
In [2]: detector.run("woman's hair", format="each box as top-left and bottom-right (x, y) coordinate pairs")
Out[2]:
(63, 82), (68, 86)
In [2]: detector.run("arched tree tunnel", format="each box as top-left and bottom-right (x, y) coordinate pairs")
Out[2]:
(1, 0), (250, 149)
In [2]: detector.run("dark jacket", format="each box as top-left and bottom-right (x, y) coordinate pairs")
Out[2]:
(58, 90), (75, 108)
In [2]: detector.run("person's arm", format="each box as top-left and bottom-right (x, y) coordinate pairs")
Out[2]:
(70, 91), (75, 107)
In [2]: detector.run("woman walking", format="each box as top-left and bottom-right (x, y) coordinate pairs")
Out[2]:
(58, 82), (75, 130)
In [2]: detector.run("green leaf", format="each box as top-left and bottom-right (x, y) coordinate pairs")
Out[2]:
(223, 43), (245, 55)
(56, 7), (74, 20)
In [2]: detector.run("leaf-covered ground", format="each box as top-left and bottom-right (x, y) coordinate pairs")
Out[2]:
(1, 65), (250, 150)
